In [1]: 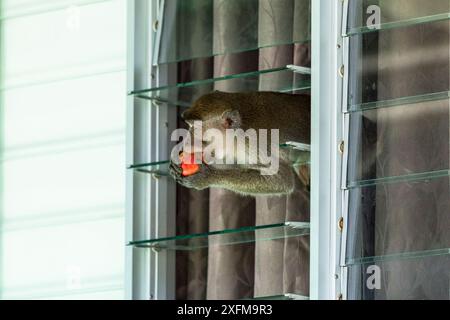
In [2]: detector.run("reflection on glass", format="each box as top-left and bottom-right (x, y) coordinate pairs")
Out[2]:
(345, 0), (450, 301)
(347, 99), (450, 185)
(347, 20), (450, 109)
(347, 91), (450, 113)
(130, 67), (311, 106)
(347, 253), (450, 300)
(129, 160), (170, 177)
(346, 176), (450, 274)
(129, 221), (310, 250)
(248, 293), (309, 300)
(155, 0), (311, 64)
(129, 143), (311, 176)
(345, 0), (450, 36)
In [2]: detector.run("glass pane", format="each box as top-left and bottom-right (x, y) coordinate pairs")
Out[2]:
(155, 0), (311, 64)
(347, 252), (450, 300)
(129, 221), (310, 250)
(347, 99), (450, 184)
(348, 170), (450, 189)
(347, 248), (450, 265)
(347, 20), (450, 109)
(248, 293), (309, 300)
(130, 67), (311, 106)
(345, 0), (450, 301)
(345, 0), (450, 36)
(129, 143), (311, 176)
(346, 175), (450, 264)
(347, 91), (450, 113)
(129, 160), (170, 177)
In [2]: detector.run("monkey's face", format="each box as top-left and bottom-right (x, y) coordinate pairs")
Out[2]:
(183, 109), (242, 163)
(183, 118), (226, 161)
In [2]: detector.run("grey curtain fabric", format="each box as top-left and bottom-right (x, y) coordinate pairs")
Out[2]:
(175, 0), (311, 300)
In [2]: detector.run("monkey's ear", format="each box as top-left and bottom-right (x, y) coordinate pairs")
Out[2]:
(221, 110), (241, 129)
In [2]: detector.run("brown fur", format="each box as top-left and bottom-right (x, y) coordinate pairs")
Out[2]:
(170, 91), (310, 196)
(182, 91), (310, 144)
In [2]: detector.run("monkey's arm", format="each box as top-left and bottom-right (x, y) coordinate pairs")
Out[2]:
(170, 162), (295, 195)
(212, 167), (295, 195)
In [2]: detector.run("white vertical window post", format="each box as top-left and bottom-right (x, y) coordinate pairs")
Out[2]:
(126, 0), (176, 300)
(310, 0), (346, 300)
(126, 0), (154, 300)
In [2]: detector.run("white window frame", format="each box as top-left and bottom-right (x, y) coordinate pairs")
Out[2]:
(310, 0), (347, 300)
(125, 0), (346, 300)
(126, 0), (176, 300)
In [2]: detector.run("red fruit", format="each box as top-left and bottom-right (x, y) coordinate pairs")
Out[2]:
(179, 153), (200, 176)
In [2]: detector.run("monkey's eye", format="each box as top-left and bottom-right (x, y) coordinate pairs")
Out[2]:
(224, 118), (233, 128)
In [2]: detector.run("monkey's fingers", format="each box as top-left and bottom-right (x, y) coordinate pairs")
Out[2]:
(169, 162), (183, 180)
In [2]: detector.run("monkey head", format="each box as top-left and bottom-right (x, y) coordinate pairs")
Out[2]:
(169, 91), (310, 195)
(180, 91), (243, 162)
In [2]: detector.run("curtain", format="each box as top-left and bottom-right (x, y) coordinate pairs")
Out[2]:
(175, 0), (311, 299)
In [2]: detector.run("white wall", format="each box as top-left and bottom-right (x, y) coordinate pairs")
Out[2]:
(0, 0), (126, 299)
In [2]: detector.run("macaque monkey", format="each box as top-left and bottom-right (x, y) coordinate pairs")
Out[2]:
(169, 91), (310, 196)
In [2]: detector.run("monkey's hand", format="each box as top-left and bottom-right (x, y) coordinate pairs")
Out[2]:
(169, 161), (212, 190)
